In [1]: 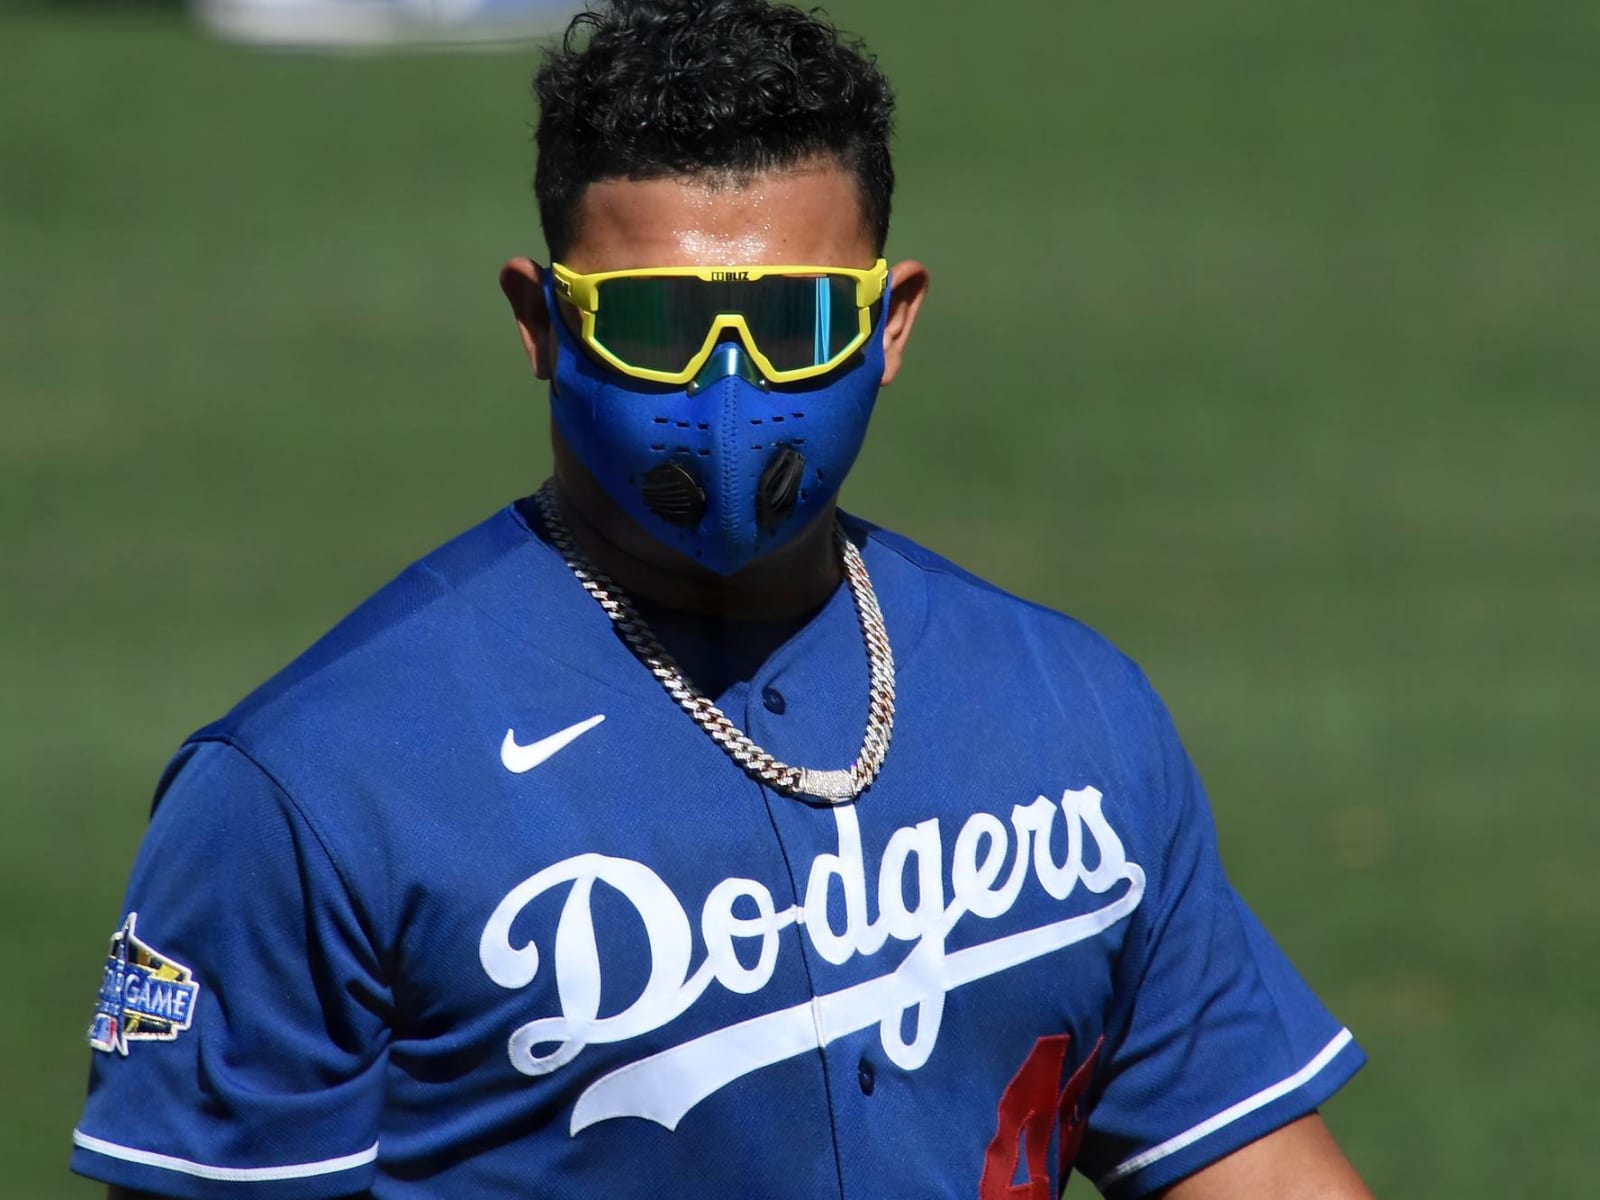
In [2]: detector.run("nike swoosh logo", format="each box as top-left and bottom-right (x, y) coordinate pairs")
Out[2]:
(501, 714), (606, 774)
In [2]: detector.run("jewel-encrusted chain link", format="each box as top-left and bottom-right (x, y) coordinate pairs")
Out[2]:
(533, 481), (894, 804)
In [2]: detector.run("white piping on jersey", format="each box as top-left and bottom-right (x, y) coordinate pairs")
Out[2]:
(71, 1130), (379, 1182)
(1096, 1027), (1356, 1186)
(480, 786), (1146, 1131)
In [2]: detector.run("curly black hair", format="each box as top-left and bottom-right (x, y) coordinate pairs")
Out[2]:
(533, 0), (895, 258)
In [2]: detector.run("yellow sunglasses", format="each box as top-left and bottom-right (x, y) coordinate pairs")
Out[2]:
(551, 259), (889, 386)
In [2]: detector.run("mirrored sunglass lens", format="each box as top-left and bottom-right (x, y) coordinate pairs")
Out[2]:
(590, 274), (861, 375)
(740, 275), (861, 372)
(589, 276), (715, 373)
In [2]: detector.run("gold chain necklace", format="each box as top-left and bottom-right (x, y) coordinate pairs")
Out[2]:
(533, 481), (895, 803)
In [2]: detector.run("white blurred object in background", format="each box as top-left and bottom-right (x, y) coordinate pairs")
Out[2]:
(194, 0), (579, 49)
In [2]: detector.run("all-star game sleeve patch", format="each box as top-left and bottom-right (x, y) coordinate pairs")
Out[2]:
(87, 913), (200, 1055)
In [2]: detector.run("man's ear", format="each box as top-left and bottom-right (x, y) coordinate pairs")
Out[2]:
(499, 257), (555, 380)
(879, 260), (930, 387)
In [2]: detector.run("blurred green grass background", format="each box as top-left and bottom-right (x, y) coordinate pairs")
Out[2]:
(2, 1), (1595, 1195)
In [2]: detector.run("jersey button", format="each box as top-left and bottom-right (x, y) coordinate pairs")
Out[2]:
(857, 1057), (875, 1096)
(761, 686), (787, 715)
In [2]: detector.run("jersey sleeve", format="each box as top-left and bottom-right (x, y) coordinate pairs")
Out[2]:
(71, 739), (392, 1200)
(1076, 685), (1365, 1198)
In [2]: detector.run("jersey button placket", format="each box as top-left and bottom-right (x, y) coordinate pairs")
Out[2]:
(761, 685), (787, 715)
(856, 1056), (875, 1096)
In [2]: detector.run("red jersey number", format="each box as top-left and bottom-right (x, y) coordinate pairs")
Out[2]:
(978, 1034), (1102, 1200)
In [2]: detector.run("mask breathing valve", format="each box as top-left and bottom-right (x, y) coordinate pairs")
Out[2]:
(757, 447), (806, 531)
(641, 461), (707, 526)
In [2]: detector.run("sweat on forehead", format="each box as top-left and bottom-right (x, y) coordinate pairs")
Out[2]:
(559, 162), (879, 272)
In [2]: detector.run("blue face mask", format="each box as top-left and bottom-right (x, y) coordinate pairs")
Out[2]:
(544, 274), (888, 576)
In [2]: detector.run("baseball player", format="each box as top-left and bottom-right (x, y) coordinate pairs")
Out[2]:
(73, 2), (1373, 1197)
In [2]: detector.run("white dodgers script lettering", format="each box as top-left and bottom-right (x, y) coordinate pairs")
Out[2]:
(479, 786), (1145, 1133)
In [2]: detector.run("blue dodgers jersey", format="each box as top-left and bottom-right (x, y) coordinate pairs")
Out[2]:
(73, 503), (1364, 1200)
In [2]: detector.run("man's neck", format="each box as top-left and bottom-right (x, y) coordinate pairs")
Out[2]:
(547, 447), (843, 621)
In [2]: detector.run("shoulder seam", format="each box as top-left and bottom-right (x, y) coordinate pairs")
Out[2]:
(859, 522), (1102, 637)
(184, 735), (386, 976)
